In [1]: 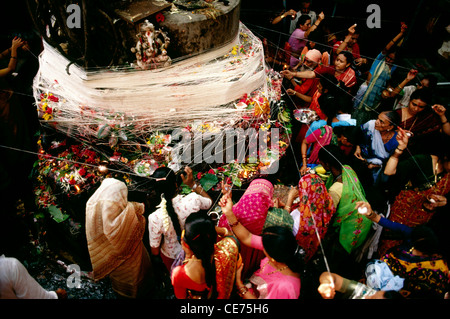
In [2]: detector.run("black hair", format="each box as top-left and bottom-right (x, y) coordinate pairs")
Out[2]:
(318, 144), (346, 169)
(297, 15), (312, 28)
(381, 110), (400, 128)
(410, 225), (441, 256)
(262, 226), (304, 273)
(409, 87), (433, 105)
(335, 92), (353, 114)
(151, 167), (182, 238)
(422, 74), (438, 89)
(183, 213), (218, 298)
(319, 72), (339, 95)
(318, 93), (338, 126)
(337, 51), (354, 67)
(333, 125), (363, 146)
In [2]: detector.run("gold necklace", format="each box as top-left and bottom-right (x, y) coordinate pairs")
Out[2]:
(261, 260), (289, 275)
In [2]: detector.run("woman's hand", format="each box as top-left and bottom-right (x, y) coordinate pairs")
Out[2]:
(317, 279), (335, 299)
(432, 104), (447, 117)
(219, 192), (234, 217)
(355, 201), (380, 222)
(286, 88), (296, 96)
(406, 69), (418, 81)
(300, 164), (309, 176)
(354, 145), (365, 161)
(354, 58), (367, 66)
(235, 262), (244, 286)
(348, 24), (357, 35)
(180, 166), (195, 188)
(318, 12), (325, 21)
(400, 22), (408, 33)
(287, 185), (298, 202)
(396, 127), (410, 149)
(286, 9), (297, 18)
(11, 36), (25, 52)
(423, 194), (447, 211)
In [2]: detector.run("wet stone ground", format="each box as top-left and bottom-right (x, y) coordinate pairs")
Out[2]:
(13, 201), (175, 300)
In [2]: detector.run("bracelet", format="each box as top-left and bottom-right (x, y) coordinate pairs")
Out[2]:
(237, 286), (248, 297)
(396, 147), (405, 152)
(302, 155), (307, 158)
(285, 205), (291, 211)
(10, 56), (17, 59)
(281, 14), (285, 19)
(192, 183), (197, 190)
(228, 220), (240, 228)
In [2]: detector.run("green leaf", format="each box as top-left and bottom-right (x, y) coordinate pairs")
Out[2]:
(47, 205), (69, 223)
(232, 175), (242, 188)
(199, 173), (219, 192)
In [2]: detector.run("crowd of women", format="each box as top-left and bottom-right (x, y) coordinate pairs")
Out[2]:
(1, 1), (450, 301)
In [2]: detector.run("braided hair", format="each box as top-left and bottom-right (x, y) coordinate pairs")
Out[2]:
(183, 213), (218, 298)
(151, 167), (182, 239)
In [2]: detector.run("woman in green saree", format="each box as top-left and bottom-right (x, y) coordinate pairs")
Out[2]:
(317, 144), (372, 276)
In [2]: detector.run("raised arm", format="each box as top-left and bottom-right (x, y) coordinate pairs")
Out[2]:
(384, 127), (409, 176)
(0, 37), (24, 78)
(335, 24), (357, 55)
(305, 11), (325, 38)
(271, 9), (297, 25)
(432, 104), (450, 136)
(219, 192), (253, 247)
(388, 69), (418, 99)
(383, 22), (407, 54)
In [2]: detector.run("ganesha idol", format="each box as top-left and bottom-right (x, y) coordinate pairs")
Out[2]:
(131, 20), (172, 69)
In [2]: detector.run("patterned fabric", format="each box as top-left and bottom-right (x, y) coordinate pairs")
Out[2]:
(378, 173), (450, 256)
(358, 52), (396, 111)
(218, 179), (274, 235)
(85, 178), (151, 298)
(264, 207), (294, 231)
(218, 179), (274, 278)
(295, 173), (335, 262)
(214, 236), (240, 299)
(171, 236), (240, 299)
(381, 247), (450, 298)
(149, 192), (212, 259)
(325, 166), (372, 253)
(305, 125), (337, 164)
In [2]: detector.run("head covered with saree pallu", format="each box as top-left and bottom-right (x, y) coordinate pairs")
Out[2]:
(325, 165), (372, 254)
(218, 178), (274, 234)
(85, 178), (150, 297)
(295, 173), (335, 262)
(380, 226), (450, 299)
(218, 178), (274, 278)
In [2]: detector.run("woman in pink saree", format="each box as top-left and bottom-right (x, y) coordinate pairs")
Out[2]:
(218, 179), (274, 278)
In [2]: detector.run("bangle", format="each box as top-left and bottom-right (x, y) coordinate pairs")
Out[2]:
(192, 183), (197, 190)
(396, 147), (405, 152)
(285, 205), (291, 211)
(10, 56), (17, 59)
(302, 155), (307, 158)
(228, 220), (239, 228)
(281, 14), (285, 19)
(237, 286), (248, 297)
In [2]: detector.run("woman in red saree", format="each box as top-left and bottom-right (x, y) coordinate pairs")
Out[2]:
(171, 213), (240, 299)
(378, 129), (450, 257)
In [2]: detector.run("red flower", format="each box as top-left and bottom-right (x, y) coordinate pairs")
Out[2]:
(69, 179), (76, 185)
(208, 169), (215, 174)
(48, 95), (59, 102)
(155, 12), (165, 23)
(79, 168), (86, 176)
